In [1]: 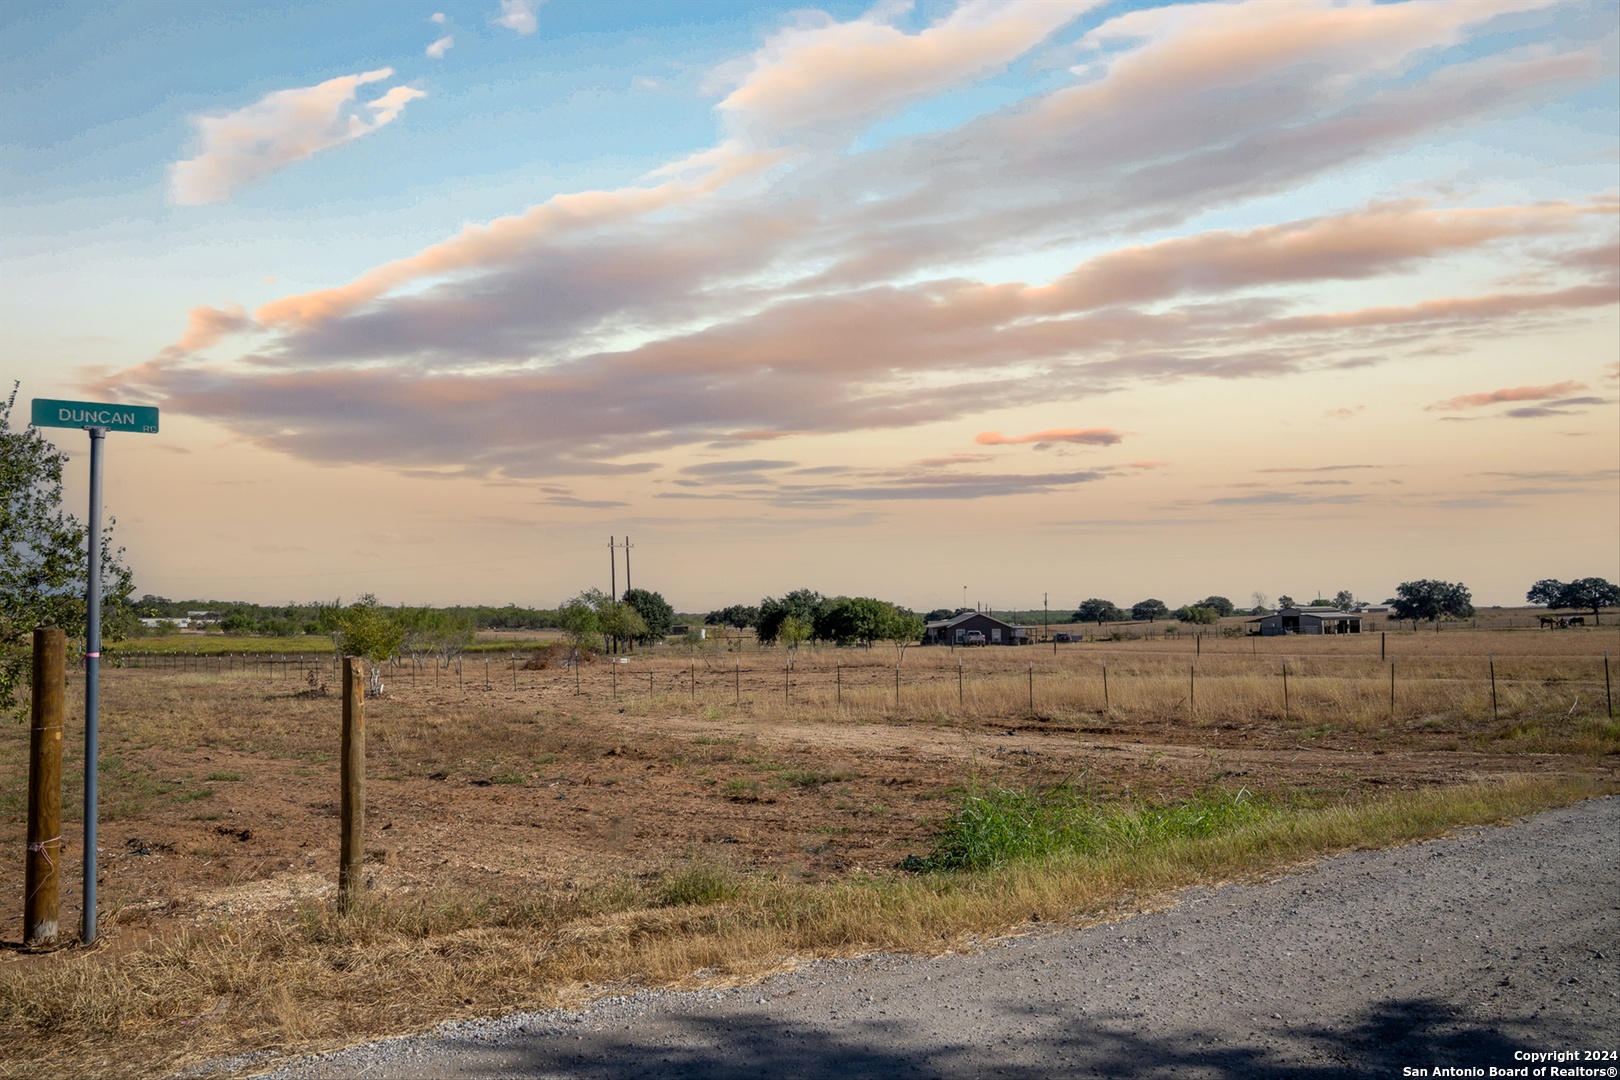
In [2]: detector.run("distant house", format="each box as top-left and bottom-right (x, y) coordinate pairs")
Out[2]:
(1251, 605), (1363, 636)
(922, 611), (1031, 646)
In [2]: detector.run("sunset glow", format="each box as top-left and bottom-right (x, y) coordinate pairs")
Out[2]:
(3, 0), (1615, 611)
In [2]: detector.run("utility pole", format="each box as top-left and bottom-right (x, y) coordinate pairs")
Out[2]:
(623, 536), (633, 593)
(608, 535), (617, 600)
(1043, 592), (1049, 642)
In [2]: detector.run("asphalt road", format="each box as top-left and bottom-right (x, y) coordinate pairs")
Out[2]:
(254, 796), (1619, 1079)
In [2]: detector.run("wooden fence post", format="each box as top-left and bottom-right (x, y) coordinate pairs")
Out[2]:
(26, 628), (64, 946)
(1102, 661), (1109, 711)
(1282, 660), (1289, 722)
(735, 661), (740, 706)
(1605, 652), (1612, 718)
(1027, 662), (1033, 712)
(339, 656), (365, 912)
(1489, 655), (1498, 722)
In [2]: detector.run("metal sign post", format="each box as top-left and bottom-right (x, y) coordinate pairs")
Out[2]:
(31, 397), (158, 945)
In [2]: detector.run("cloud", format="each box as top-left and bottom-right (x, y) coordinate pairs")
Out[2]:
(1127, 460), (1167, 470)
(1324, 406), (1365, 420)
(493, 0), (539, 36)
(172, 303), (251, 351)
(431, 12), (447, 25)
(1257, 464), (1380, 473)
(426, 35), (454, 59)
(120, 0), (1615, 497)
(170, 70), (425, 205)
(1425, 380), (1589, 411)
(713, 0), (1095, 144)
(678, 459), (797, 476)
(1208, 491), (1366, 507)
(975, 428), (1125, 446)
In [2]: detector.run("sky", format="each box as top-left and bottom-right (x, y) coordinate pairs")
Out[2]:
(2, 0), (1617, 615)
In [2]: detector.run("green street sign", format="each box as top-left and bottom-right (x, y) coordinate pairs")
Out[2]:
(31, 398), (159, 434)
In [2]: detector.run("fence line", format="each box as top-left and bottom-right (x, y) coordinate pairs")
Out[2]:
(100, 646), (1618, 722)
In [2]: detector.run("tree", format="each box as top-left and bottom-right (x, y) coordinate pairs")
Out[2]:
(1250, 591), (1270, 615)
(878, 605), (926, 660)
(1131, 598), (1170, 622)
(1389, 579), (1474, 625)
(1175, 605), (1218, 625)
(1199, 595), (1236, 618)
(705, 604), (759, 629)
(777, 614), (812, 664)
(1529, 577), (1619, 625)
(397, 607), (475, 668)
(2, 385), (135, 718)
(597, 600), (648, 650)
(556, 593), (602, 662)
(1075, 598), (1123, 624)
(1333, 589), (1356, 611)
(622, 588), (674, 642)
(1526, 579), (1566, 607)
(755, 589), (825, 645)
(1276, 594), (1296, 610)
(333, 595), (405, 696)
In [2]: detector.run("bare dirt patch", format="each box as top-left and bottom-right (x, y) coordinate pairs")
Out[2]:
(3, 629), (1615, 947)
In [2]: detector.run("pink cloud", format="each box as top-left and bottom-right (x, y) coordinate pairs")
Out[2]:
(976, 428), (1125, 446)
(1425, 381), (1588, 411)
(714, 1), (1094, 143)
(170, 70), (424, 205)
(173, 304), (252, 352)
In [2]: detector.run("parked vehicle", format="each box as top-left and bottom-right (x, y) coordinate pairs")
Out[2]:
(962, 630), (987, 646)
(1053, 632), (1073, 643)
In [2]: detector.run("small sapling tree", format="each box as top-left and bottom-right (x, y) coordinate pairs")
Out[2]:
(778, 615), (812, 666)
(334, 595), (405, 696)
(557, 591), (603, 663)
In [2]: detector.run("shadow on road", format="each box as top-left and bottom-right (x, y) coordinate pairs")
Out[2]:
(437, 995), (1555, 1078)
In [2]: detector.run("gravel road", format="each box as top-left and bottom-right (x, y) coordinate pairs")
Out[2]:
(251, 796), (1618, 1079)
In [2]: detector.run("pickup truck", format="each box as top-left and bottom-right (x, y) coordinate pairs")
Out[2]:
(962, 630), (987, 646)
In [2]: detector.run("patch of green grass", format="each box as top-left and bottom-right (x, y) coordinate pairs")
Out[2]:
(909, 784), (1265, 872)
(723, 778), (761, 797)
(205, 771), (243, 782)
(172, 788), (215, 803)
(490, 773), (527, 785)
(656, 859), (737, 908)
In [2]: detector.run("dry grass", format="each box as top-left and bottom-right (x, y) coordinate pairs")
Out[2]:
(0, 621), (1614, 1077)
(0, 776), (1610, 1079)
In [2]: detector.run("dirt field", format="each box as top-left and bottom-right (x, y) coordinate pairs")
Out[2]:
(2, 623), (1615, 949)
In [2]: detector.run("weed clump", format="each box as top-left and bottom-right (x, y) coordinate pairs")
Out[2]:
(908, 785), (1264, 872)
(656, 859), (737, 907)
